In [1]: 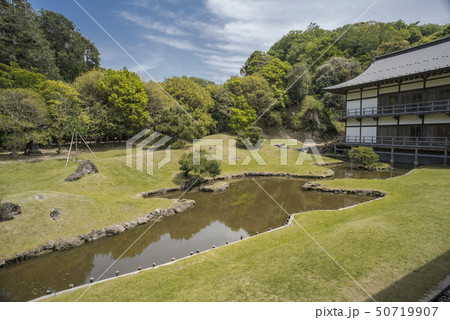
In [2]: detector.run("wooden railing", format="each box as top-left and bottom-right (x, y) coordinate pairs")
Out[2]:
(337, 136), (449, 148)
(335, 100), (450, 119)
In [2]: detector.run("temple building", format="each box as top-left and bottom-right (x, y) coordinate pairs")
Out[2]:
(325, 36), (450, 165)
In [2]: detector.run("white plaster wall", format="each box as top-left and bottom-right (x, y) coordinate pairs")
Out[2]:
(399, 115), (422, 125)
(362, 88), (377, 98)
(361, 126), (377, 140)
(346, 119), (360, 126)
(361, 97), (377, 114)
(361, 118), (377, 126)
(347, 91), (360, 100)
(426, 77), (450, 88)
(378, 117), (398, 125)
(346, 100), (360, 115)
(424, 114), (450, 124)
(401, 82), (423, 91)
(379, 85), (398, 94)
(346, 127), (360, 139)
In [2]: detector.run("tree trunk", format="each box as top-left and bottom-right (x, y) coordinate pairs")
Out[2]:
(12, 131), (18, 157)
(57, 127), (62, 154)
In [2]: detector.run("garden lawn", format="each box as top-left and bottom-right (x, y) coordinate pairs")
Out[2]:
(46, 166), (450, 301)
(0, 134), (330, 260)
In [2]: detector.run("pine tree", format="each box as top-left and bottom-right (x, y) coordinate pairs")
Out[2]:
(0, 0), (59, 78)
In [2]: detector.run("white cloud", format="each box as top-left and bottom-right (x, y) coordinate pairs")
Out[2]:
(143, 34), (217, 54)
(197, 54), (247, 72)
(113, 0), (450, 80)
(118, 11), (187, 36)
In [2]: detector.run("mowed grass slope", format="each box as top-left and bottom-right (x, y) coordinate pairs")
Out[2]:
(46, 167), (450, 302)
(0, 134), (330, 260)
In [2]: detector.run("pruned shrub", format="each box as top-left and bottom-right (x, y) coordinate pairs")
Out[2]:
(348, 146), (379, 166)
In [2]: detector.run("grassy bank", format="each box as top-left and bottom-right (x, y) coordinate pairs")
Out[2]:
(45, 166), (450, 301)
(0, 134), (330, 260)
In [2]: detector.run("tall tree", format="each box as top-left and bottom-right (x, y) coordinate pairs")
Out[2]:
(285, 62), (309, 106)
(225, 78), (257, 132)
(164, 76), (213, 112)
(41, 80), (81, 153)
(0, 88), (48, 155)
(97, 69), (149, 140)
(154, 106), (201, 148)
(188, 77), (215, 88)
(74, 69), (108, 145)
(0, 0), (59, 78)
(144, 81), (173, 119)
(39, 10), (100, 82)
(259, 58), (292, 108)
(0, 62), (45, 91)
(313, 57), (362, 93)
(240, 51), (273, 76)
(163, 76), (215, 135)
(312, 57), (361, 112)
(208, 84), (233, 133)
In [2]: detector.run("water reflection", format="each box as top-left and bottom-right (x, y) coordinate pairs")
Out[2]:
(331, 161), (410, 180)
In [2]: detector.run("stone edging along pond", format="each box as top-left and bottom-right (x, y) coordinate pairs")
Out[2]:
(0, 199), (195, 268)
(0, 169), (335, 268)
(141, 171), (334, 198)
(302, 181), (386, 197)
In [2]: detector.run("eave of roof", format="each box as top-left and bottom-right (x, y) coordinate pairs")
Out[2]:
(324, 36), (450, 94)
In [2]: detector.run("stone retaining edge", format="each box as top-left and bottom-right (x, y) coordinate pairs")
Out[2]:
(141, 171), (334, 198)
(0, 200), (195, 269)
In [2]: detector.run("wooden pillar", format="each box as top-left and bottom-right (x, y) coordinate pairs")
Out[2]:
(414, 148), (419, 167)
(390, 147), (395, 167)
(444, 149), (448, 166)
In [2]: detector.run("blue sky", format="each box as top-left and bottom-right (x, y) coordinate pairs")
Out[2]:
(29, 0), (450, 83)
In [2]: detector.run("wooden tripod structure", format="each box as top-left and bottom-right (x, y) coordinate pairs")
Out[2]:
(65, 130), (98, 166)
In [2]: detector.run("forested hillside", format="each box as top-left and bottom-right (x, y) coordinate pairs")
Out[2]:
(0, 0), (448, 155)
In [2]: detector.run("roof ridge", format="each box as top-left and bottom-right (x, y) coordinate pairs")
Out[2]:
(375, 36), (450, 61)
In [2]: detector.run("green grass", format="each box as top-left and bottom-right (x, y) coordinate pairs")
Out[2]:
(0, 134), (331, 260)
(45, 166), (450, 301)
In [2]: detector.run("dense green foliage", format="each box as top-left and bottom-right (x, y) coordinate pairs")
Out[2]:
(0, 0), (448, 155)
(0, 88), (47, 155)
(39, 10), (100, 82)
(97, 69), (149, 140)
(0, 0), (100, 81)
(348, 146), (380, 166)
(237, 126), (264, 148)
(179, 149), (221, 178)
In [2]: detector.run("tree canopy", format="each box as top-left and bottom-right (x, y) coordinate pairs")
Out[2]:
(0, 0), (100, 81)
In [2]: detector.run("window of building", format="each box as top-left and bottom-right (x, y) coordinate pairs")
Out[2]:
(377, 84), (450, 107)
(378, 124), (450, 138)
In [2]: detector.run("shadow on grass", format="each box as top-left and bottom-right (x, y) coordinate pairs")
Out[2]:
(370, 249), (450, 302)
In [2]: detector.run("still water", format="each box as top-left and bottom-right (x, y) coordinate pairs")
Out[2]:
(0, 164), (409, 301)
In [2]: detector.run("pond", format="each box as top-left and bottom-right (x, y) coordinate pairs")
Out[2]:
(0, 163), (410, 301)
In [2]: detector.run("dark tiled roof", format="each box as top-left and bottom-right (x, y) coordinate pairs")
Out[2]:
(324, 37), (450, 93)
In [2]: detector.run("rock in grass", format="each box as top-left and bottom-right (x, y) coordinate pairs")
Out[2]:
(0, 202), (22, 221)
(65, 160), (98, 182)
(50, 208), (62, 220)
